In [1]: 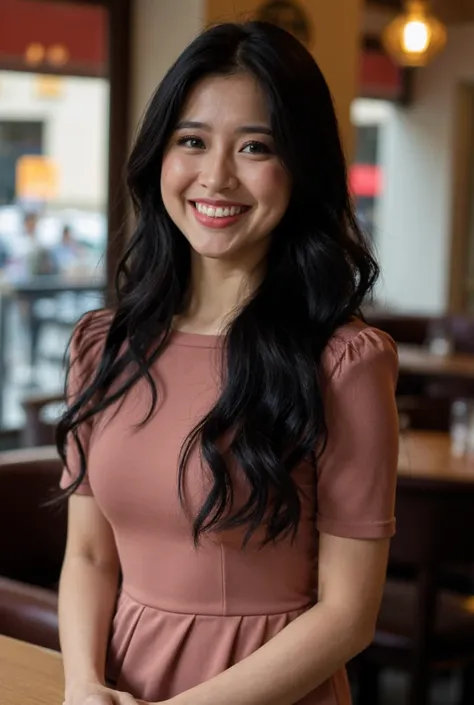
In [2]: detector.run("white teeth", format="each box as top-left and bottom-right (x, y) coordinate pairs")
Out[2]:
(195, 202), (245, 218)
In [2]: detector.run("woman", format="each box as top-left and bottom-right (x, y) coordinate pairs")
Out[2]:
(57, 21), (399, 705)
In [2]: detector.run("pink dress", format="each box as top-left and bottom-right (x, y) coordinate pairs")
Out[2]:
(60, 312), (399, 705)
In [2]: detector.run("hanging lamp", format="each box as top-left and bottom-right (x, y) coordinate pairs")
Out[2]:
(381, 0), (447, 67)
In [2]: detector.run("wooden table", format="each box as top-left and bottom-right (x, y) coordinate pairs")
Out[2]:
(0, 635), (64, 705)
(398, 430), (474, 485)
(397, 344), (474, 379)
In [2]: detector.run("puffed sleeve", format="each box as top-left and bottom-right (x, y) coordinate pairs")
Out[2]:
(316, 328), (399, 539)
(59, 310), (110, 495)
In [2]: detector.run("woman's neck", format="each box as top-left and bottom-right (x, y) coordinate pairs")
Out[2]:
(174, 253), (264, 335)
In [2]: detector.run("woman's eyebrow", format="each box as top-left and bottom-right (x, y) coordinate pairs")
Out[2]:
(176, 120), (210, 131)
(175, 120), (272, 136)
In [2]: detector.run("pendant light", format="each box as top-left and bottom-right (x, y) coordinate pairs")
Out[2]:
(382, 0), (447, 67)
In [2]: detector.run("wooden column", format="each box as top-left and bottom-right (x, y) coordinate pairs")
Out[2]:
(106, 0), (132, 305)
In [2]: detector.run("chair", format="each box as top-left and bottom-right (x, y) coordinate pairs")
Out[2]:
(0, 446), (66, 651)
(397, 396), (451, 432)
(355, 476), (474, 705)
(21, 391), (64, 447)
(364, 310), (433, 347)
(427, 315), (474, 355)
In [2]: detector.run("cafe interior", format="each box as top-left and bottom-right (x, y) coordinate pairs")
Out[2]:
(1, 1), (474, 704)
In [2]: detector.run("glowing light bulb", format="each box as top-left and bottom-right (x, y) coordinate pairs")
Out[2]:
(402, 20), (430, 53)
(382, 1), (447, 67)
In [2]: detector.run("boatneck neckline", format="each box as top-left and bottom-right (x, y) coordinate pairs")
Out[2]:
(169, 329), (223, 348)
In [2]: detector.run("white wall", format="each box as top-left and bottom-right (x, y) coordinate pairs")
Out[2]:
(375, 25), (474, 313)
(0, 71), (109, 210)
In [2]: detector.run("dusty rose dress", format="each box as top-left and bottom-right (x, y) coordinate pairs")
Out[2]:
(60, 312), (399, 705)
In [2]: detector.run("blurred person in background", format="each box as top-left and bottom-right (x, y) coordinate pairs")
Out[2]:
(4, 211), (56, 281)
(0, 238), (8, 271)
(53, 224), (81, 276)
(2, 211), (57, 386)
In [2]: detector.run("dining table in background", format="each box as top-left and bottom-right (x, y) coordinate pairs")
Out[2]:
(397, 344), (474, 380)
(398, 429), (474, 485)
(0, 634), (63, 705)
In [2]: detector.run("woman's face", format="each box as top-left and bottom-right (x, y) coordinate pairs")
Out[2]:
(161, 73), (291, 265)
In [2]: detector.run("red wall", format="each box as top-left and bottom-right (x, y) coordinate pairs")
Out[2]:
(360, 47), (406, 101)
(0, 0), (107, 75)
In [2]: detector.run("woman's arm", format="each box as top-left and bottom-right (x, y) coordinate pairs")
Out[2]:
(166, 533), (389, 705)
(59, 494), (121, 694)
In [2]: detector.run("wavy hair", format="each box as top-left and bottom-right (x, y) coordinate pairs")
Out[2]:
(56, 21), (379, 546)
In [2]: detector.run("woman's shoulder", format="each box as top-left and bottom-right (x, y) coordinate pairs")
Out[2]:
(69, 308), (113, 368)
(321, 316), (398, 382)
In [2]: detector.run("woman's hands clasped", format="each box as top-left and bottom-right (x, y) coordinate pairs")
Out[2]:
(63, 680), (149, 705)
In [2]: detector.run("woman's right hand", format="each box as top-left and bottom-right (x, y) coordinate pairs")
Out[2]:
(64, 681), (141, 705)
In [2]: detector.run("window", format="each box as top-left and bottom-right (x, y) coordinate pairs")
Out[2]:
(0, 121), (43, 205)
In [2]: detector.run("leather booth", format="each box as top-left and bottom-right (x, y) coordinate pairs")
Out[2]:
(0, 446), (65, 651)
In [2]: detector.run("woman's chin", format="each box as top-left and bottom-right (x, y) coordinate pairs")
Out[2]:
(186, 233), (239, 261)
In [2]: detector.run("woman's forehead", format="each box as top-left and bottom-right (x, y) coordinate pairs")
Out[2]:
(178, 74), (270, 127)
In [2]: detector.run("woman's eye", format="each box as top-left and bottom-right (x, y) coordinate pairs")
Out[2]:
(177, 136), (205, 149)
(241, 141), (272, 155)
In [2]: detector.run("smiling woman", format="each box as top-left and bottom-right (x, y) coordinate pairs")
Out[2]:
(161, 73), (291, 265)
(55, 20), (398, 705)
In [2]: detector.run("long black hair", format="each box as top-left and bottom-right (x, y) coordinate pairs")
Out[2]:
(57, 21), (379, 547)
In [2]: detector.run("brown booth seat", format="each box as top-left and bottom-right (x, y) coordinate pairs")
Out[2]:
(0, 446), (66, 651)
(0, 577), (59, 651)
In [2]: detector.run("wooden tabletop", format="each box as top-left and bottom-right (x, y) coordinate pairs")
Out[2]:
(398, 344), (474, 379)
(0, 635), (64, 705)
(398, 430), (474, 484)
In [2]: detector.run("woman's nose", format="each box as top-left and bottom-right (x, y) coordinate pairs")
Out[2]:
(199, 150), (238, 193)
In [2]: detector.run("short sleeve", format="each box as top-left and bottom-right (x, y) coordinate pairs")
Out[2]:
(59, 311), (110, 496)
(316, 328), (399, 540)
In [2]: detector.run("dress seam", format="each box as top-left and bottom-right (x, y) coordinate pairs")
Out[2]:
(120, 588), (313, 617)
(220, 543), (227, 616)
(317, 512), (395, 528)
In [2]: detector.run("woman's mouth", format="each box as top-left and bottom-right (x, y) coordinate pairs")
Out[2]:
(189, 201), (251, 229)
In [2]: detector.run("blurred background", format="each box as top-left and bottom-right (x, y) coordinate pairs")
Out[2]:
(1, 2), (474, 704)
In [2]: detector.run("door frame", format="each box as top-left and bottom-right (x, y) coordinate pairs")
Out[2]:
(448, 83), (474, 312)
